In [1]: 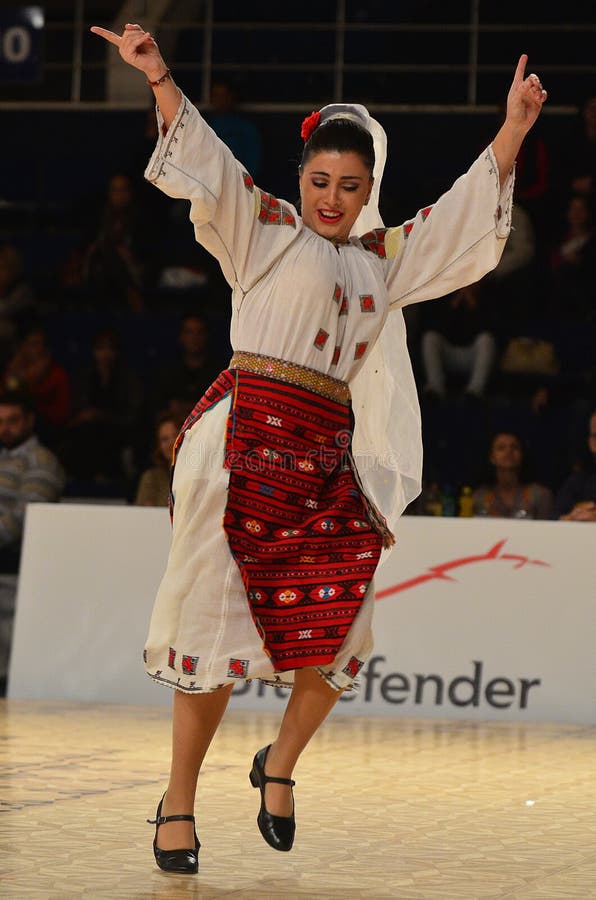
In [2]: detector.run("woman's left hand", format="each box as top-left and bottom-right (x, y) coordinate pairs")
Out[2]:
(506, 54), (547, 134)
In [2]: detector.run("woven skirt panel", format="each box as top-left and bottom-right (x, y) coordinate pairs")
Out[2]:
(221, 368), (383, 671)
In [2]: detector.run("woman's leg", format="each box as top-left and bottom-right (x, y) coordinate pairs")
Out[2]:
(261, 667), (341, 816)
(421, 329), (447, 396)
(157, 684), (233, 850)
(467, 331), (497, 397)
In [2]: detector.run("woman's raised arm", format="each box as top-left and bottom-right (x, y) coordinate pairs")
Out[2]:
(491, 54), (547, 187)
(90, 23), (180, 128)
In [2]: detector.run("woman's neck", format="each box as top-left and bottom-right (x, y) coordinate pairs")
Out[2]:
(496, 469), (520, 492)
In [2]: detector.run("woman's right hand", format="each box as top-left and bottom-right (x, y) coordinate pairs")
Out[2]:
(90, 23), (167, 81)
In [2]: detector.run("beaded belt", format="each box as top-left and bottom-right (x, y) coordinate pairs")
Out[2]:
(229, 351), (351, 406)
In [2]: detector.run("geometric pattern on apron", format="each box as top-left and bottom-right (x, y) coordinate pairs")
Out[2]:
(221, 368), (383, 672)
(171, 365), (383, 674)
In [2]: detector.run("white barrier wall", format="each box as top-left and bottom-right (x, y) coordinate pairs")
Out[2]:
(8, 504), (596, 724)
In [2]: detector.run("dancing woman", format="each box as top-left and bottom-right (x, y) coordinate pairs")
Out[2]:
(92, 22), (547, 874)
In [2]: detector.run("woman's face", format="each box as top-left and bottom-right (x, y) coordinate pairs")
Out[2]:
(108, 174), (133, 210)
(22, 330), (48, 360)
(490, 433), (523, 471)
(299, 150), (373, 244)
(158, 421), (178, 462)
(94, 338), (118, 367)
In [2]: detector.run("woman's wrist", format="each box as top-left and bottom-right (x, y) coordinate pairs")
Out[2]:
(145, 59), (168, 83)
(501, 116), (530, 143)
(147, 69), (171, 87)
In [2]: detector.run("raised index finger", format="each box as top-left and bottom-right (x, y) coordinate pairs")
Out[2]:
(513, 53), (528, 86)
(90, 25), (121, 46)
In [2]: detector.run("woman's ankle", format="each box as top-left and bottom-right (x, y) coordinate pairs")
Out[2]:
(162, 786), (196, 815)
(264, 742), (295, 780)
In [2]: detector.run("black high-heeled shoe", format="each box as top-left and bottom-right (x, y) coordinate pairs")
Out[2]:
(147, 793), (200, 874)
(249, 745), (296, 852)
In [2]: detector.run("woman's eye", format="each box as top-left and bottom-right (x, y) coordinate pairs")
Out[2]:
(312, 180), (327, 188)
(343, 184), (358, 192)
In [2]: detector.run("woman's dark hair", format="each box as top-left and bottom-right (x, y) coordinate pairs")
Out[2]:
(152, 410), (181, 467)
(0, 389), (35, 415)
(300, 118), (375, 175)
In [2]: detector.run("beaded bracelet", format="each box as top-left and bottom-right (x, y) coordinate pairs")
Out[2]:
(147, 69), (171, 87)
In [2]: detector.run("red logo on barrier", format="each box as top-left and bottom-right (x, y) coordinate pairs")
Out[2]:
(376, 539), (550, 601)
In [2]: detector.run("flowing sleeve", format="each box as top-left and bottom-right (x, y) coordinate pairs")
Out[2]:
(144, 93), (301, 291)
(361, 144), (515, 308)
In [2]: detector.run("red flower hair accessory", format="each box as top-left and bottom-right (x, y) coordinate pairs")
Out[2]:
(300, 110), (321, 142)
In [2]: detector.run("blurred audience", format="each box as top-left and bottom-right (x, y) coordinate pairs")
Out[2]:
(473, 431), (553, 519)
(0, 245), (37, 365)
(0, 390), (66, 695)
(420, 281), (497, 401)
(2, 326), (70, 442)
(554, 410), (596, 521)
(206, 79), (262, 178)
(0, 391), (65, 572)
(78, 173), (155, 310)
(514, 129), (550, 211)
(152, 312), (222, 423)
(60, 328), (142, 488)
(482, 203), (537, 335)
(547, 192), (595, 320)
(556, 93), (596, 202)
(511, 129), (551, 246)
(134, 412), (179, 507)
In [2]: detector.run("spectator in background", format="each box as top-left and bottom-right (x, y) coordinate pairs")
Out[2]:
(516, 129), (549, 195)
(510, 128), (550, 234)
(474, 431), (553, 519)
(81, 172), (155, 310)
(420, 280), (497, 401)
(482, 202), (536, 335)
(554, 409), (596, 521)
(61, 328), (141, 488)
(153, 312), (222, 423)
(0, 391), (65, 572)
(0, 245), (37, 366)
(135, 411), (179, 507)
(473, 430), (553, 519)
(130, 105), (173, 208)
(2, 325), (70, 442)
(0, 390), (66, 695)
(206, 80), (262, 178)
(558, 93), (596, 202)
(547, 192), (595, 320)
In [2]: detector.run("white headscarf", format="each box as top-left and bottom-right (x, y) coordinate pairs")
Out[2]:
(316, 102), (387, 236)
(314, 103), (423, 561)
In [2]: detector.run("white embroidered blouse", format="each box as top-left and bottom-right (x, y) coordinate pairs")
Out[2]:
(145, 93), (514, 557)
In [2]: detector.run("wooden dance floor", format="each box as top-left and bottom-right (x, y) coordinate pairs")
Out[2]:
(2, 700), (595, 898)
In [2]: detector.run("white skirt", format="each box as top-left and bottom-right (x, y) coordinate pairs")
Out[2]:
(143, 393), (376, 693)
